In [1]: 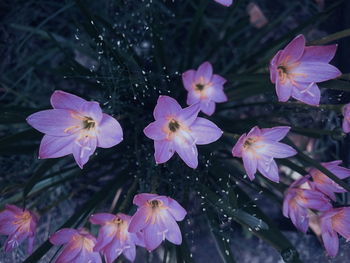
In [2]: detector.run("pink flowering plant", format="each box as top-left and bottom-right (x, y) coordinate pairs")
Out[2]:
(2, 0), (350, 262)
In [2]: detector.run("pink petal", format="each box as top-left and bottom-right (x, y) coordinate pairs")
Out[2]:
(49, 228), (77, 245)
(90, 213), (115, 225)
(144, 119), (168, 141)
(167, 198), (187, 221)
(211, 74), (227, 86)
(0, 219), (17, 235)
(178, 103), (200, 126)
(247, 126), (261, 137)
(263, 141), (297, 158)
(257, 158), (279, 182)
(144, 223), (163, 251)
(80, 101), (103, 123)
(5, 204), (23, 214)
(195, 61), (213, 83)
(190, 117), (222, 145)
(97, 114), (123, 148)
(39, 134), (76, 159)
(128, 206), (150, 233)
(242, 151), (257, 181)
(50, 90), (87, 111)
(186, 91), (200, 105)
(55, 242), (82, 263)
(26, 109), (81, 136)
(5, 230), (27, 252)
(174, 140), (198, 169)
(213, 0), (233, 7)
(27, 236), (35, 254)
(133, 193), (159, 206)
(291, 82), (320, 106)
(342, 118), (350, 133)
(270, 50), (283, 83)
(200, 100), (216, 116)
(154, 140), (175, 164)
(276, 78), (292, 102)
(182, 70), (196, 91)
(123, 244), (136, 262)
(328, 164), (350, 179)
(72, 137), (97, 168)
(93, 225), (115, 252)
(280, 35), (305, 64)
(289, 203), (308, 233)
(301, 44), (337, 63)
(153, 96), (182, 120)
(159, 212), (182, 245)
(208, 87), (227, 103)
(291, 62), (341, 83)
(232, 134), (246, 157)
(322, 230), (339, 257)
(261, 126), (291, 141)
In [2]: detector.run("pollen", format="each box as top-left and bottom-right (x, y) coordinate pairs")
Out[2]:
(82, 117), (96, 130)
(195, 83), (205, 91)
(168, 120), (180, 132)
(243, 138), (256, 149)
(149, 200), (161, 208)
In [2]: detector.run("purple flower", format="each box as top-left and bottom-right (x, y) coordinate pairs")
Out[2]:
(90, 213), (144, 263)
(213, 0), (233, 6)
(0, 205), (38, 254)
(283, 176), (332, 233)
(128, 193), (187, 251)
(143, 96), (222, 168)
(49, 228), (101, 263)
(182, 61), (228, 116)
(309, 160), (350, 201)
(320, 207), (350, 257)
(269, 34), (341, 106)
(26, 90), (123, 168)
(342, 103), (350, 133)
(232, 126), (297, 182)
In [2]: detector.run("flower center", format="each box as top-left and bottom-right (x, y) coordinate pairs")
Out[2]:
(82, 117), (95, 130)
(114, 217), (123, 225)
(277, 65), (288, 83)
(149, 199), (161, 208)
(168, 120), (180, 132)
(195, 83), (205, 91)
(243, 138), (257, 149)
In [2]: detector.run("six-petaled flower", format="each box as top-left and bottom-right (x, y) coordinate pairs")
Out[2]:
(26, 90), (123, 168)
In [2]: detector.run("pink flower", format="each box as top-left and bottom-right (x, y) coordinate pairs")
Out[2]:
(128, 193), (187, 251)
(0, 205), (38, 254)
(90, 213), (144, 263)
(232, 126), (297, 182)
(143, 96), (222, 168)
(50, 228), (101, 263)
(269, 34), (341, 106)
(26, 90), (123, 168)
(320, 207), (350, 257)
(342, 103), (350, 133)
(213, 0), (233, 6)
(309, 160), (350, 201)
(283, 176), (332, 233)
(182, 61), (228, 116)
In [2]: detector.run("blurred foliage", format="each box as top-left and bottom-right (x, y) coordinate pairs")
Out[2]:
(1, 0), (350, 262)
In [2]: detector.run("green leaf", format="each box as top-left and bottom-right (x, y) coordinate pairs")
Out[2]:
(23, 159), (61, 201)
(207, 210), (236, 263)
(309, 28), (350, 45)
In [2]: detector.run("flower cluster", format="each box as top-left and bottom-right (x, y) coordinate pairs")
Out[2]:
(283, 161), (350, 257)
(10, 21), (350, 260)
(0, 193), (186, 262)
